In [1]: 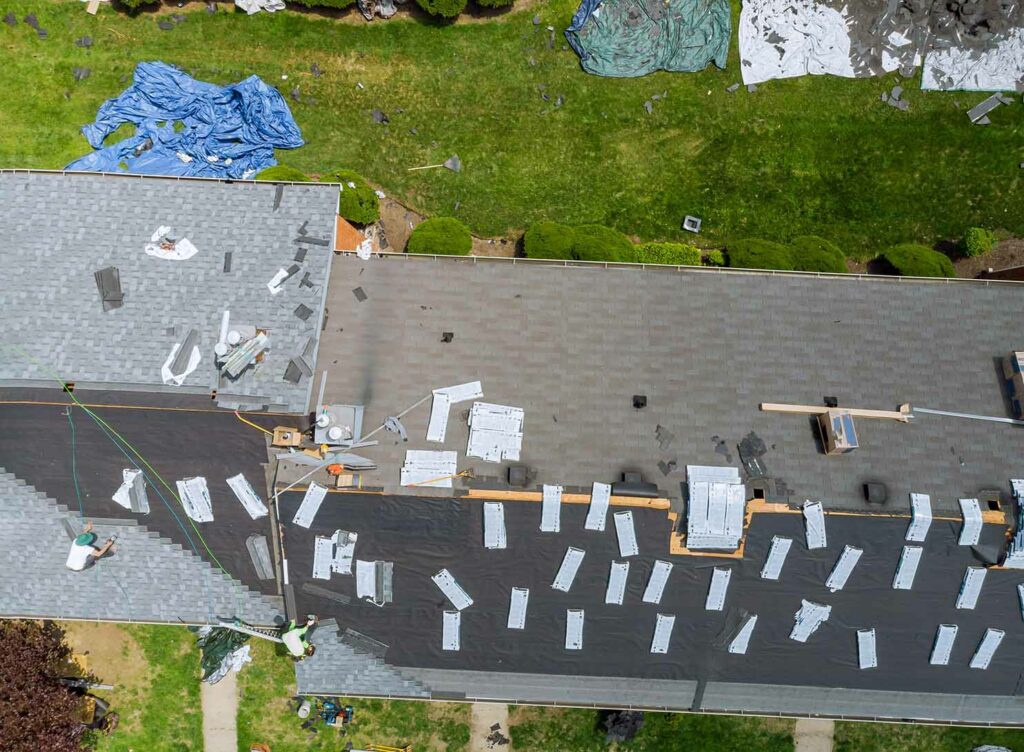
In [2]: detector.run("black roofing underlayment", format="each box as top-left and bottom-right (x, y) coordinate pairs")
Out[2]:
(282, 492), (1024, 696)
(0, 390), (279, 595)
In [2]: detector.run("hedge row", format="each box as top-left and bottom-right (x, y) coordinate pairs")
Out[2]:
(726, 236), (847, 273)
(256, 164), (381, 225)
(407, 217), (472, 255)
(523, 222), (715, 266)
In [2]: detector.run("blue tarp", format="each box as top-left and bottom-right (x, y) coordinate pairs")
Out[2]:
(66, 61), (303, 179)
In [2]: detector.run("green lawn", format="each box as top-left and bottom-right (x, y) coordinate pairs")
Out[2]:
(63, 622), (203, 752)
(509, 706), (795, 751)
(2, 1), (1022, 257)
(835, 721), (1024, 752)
(236, 638), (471, 751)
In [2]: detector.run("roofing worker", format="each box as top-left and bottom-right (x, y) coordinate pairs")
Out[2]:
(281, 615), (318, 660)
(66, 522), (116, 572)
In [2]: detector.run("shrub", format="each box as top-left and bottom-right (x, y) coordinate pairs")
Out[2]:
(476, 0), (515, 8)
(963, 227), (996, 257)
(407, 217), (472, 256)
(255, 164), (310, 182)
(704, 249), (725, 267)
(790, 236), (846, 273)
(880, 244), (956, 278)
(523, 221), (576, 260)
(727, 239), (793, 270)
(321, 170), (380, 225)
(115, 0), (159, 9)
(636, 242), (702, 266)
(415, 0), (468, 17)
(571, 224), (634, 262)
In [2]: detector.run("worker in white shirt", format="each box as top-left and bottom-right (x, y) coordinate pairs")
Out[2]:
(65, 522), (116, 572)
(281, 615), (318, 660)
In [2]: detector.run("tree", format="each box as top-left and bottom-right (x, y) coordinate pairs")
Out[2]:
(0, 621), (87, 752)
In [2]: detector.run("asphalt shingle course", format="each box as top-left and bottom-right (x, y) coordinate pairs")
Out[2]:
(0, 468), (281, 626)
(0, 171), (336, 413)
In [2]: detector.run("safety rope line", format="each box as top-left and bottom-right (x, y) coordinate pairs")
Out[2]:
(2, 342), (243, 621)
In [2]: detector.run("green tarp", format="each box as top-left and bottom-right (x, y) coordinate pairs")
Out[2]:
(566, 0), (730, 77)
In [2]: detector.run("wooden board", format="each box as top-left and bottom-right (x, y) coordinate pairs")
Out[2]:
(463, 488), (671, 509)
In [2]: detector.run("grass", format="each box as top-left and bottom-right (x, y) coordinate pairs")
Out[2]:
(834, 721), (1024, 752)
(509, 706), (795, 751)
(236, 638), (471, 751)
(1, 2), (1022, 258)
(63, 622), (202, 752)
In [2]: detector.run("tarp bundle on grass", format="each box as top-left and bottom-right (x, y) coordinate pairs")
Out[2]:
(566, 0), (730, 77)
(66, 61), (303, 179)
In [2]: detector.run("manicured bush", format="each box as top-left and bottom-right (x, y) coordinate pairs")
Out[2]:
(415, 0), (468, 18)
(407, 217), (472, 256)
(704, 249), (725, 267)
(727, 239), (793, 270)
(321, 169), (380, 225)
(880, 244), (956, 278)
(523, 221), (576, 260)
(476, 0), (515, 8)
(571, 224), (634, 262)
(636, 242), (702, 266)
(255, 165), (310, 182)
(963, 227), (996, 257)
(790, 235), (846, 273)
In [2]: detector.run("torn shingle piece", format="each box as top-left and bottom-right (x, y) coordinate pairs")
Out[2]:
(295, 235), (330, 247)
(94, 266), (123, 311)
(294, 247), (308, 263)
(223, 251), (232, 273)
(300, 271), (315, 289)
(353, 286), (368, 302)
(273, 184), (283, 211)
(294, 303), (314, 321)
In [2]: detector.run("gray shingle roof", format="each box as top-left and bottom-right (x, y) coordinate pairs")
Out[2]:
(0, 468), (280, 626)
(295, 622), (430, 698)
(316, 255), (1024, 513)
(0, 171), (336, 413)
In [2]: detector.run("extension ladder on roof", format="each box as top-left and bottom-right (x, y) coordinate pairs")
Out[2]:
(217, 620), (284, 643)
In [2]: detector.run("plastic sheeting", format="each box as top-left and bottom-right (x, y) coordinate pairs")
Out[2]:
(738, 0), (913, 84)
(922, 29), (1024, 91)
(566, 0), (730, 77)
(66, 62), (303, 179)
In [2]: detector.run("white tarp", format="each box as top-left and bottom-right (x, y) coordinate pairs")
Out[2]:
(923, 29), (1024, 91)
(738, 0), (911, 85)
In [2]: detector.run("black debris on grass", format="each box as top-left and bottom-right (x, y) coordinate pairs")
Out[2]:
(409, 127), (418, 135)
(290, 87), (300, 102)
(532, 13), (541, 24)
(352, 287), (368, 302)
(3, 11), (16, 26)
(371, 109), (390, 124)
(726, 82), (740, 93)
(311, 63), (322, 77)
(158, 20), (175, 31)
(643, 101), (653, 114)
(23, 12), (38, 29)
(75, 35), (92, 48)
(73, 67), (90, 82)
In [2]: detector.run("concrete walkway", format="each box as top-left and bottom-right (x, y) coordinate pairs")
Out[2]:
(794, 719), (834, 752)
(469, 702), (511, 751)
(200, 671), (239, 752)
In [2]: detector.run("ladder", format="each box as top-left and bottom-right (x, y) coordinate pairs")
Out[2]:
(217, 620), (284, 644)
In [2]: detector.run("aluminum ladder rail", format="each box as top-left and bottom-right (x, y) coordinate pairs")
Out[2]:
(217, 620), (284, 643)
